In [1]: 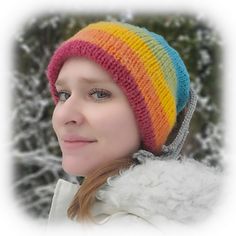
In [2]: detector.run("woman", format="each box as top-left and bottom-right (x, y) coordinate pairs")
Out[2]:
(46, 21), (221, 231)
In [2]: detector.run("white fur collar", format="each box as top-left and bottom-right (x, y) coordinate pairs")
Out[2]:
(95, 156), (222, 225)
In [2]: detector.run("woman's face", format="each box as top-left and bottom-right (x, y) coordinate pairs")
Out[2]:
(52, 57), (141, 176)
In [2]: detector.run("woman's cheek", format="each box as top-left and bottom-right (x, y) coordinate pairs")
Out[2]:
(52, 106), (64, 136)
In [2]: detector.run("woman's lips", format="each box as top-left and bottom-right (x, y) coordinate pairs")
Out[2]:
(60, 134), (97, 150)
(61, 140), (96, 149)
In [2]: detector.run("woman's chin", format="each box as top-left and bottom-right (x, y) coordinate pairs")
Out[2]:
(62, 156), (90, 176)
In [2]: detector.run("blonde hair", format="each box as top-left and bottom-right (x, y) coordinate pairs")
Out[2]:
(67, 154), (138, 223)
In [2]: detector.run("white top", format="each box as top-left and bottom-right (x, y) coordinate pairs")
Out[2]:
(47, 178), (157, 233)
(48, 179), (78, 224)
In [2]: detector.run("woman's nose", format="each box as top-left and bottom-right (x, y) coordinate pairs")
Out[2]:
(60, 96), (85, 125)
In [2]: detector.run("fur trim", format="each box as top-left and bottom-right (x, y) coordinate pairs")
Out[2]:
(95, 157), (222, 224)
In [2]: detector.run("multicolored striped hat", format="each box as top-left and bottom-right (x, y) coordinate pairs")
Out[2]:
(47, 21), (190, 154)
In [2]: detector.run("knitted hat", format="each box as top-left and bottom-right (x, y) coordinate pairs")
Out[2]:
(47, 21), (190, 154)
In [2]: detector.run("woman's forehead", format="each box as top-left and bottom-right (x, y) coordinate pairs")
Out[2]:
(56, 57), (113, 84)
(55, 76), (114, 87)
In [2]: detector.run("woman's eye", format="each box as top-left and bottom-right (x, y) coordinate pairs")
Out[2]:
(54, 88), (112, 103)
(54, 90), (70, 102)
(89, 88), (112, 101)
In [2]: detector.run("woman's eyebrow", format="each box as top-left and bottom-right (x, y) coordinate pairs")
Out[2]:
(55, 80), (65, 86)
(55, 77), (111, 86)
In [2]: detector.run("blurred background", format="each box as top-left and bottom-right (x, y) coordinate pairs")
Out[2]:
(11, 12), (223, 221)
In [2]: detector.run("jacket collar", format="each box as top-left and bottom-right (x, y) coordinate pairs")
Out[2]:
(94, 153), (222, 225)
